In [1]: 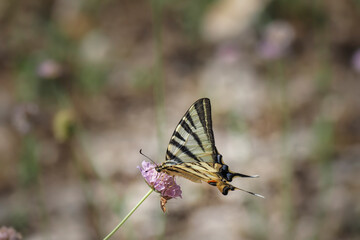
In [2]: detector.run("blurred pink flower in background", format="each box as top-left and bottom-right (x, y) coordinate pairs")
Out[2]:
(258, 21), (296, 60)
(37, 59), (62, 79)
(215, 43), (241, 64)
(351, 48), (360, 73)
(0, 226), (22, 240)
(138, 161), (182, 199)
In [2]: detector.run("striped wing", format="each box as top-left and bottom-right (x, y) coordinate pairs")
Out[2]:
(165, 98), (218, 164)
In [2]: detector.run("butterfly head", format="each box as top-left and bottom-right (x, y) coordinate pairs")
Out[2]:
(154, 165), (161, 172)
(154, 163), (167, 173)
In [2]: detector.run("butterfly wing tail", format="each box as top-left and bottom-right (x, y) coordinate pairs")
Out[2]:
(225, 170), (259, 181)
(233, 186), (265, 198)
(211, 180), (264, 198)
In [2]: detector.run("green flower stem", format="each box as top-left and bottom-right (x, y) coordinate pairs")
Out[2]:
(103, 188), (154, 240)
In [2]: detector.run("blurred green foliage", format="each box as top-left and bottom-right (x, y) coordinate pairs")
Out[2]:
(263, 0), (327, 27)
(19, 135), (40, 186)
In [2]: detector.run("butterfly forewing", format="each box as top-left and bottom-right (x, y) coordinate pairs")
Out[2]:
(166, 98), (216, 164)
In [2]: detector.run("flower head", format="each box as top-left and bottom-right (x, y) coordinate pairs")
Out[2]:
(137, 161), (182, 199)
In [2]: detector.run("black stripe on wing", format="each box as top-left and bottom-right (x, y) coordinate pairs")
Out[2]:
(169, 139), (200, 162)
(180, 120), (205, 152)
(166, 150), (183, 164)
(174, 131), (186, 142)
(185, 111), (196, 129)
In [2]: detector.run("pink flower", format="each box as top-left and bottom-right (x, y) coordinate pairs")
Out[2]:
(137, 161), (182, 199)
(37, 59), (62, 79)
(258, 21), (295, 60)
(216, 43), (241, 64)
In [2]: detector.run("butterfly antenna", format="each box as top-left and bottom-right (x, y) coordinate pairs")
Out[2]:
(139, 149), (158, 166)
(234, 187), (265, 199)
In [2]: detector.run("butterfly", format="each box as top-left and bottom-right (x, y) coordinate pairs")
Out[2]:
(155, 98), (264, 198)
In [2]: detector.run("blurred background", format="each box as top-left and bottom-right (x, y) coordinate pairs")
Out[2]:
(0, 0), (360, 239)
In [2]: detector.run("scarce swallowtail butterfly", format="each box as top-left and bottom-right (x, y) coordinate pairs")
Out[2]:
(155, 98), (264, 198)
